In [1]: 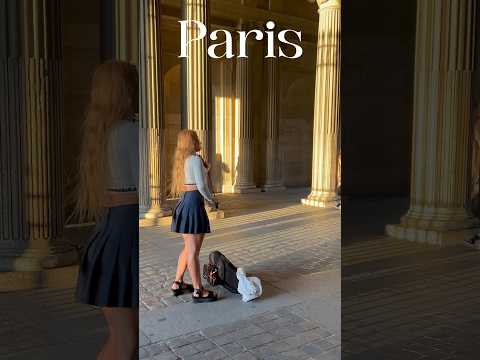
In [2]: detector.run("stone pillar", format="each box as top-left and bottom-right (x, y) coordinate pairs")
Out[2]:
(263, 56), (285, 191)
(183, 0), (211, 161)
(0, 0), (76, 271)
(302, 0), (341, 207)
(139, 0), (170, 219)
(386, 0), (479, 245)
(0, 0), (24, 271)
(115, 0), (139, 65)
(233, 25), (260, 193)
(213, 58), (236, 194)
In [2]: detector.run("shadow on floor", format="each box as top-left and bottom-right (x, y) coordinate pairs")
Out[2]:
(342, 197), (480, 360)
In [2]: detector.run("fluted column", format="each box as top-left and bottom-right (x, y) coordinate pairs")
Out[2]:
(183, 0), (211, 161)
(139, 0), (170, 219)
(115, 0), (139, 65)
(386, 0), (479, 244)
(302, 0), (341, 207)
(263, 56), (285, 191)
(233, 25), (260, 193)
(0, 0), (24, 271)
(0, 0), (76, 271)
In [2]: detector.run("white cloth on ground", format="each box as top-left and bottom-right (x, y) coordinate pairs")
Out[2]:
(236, 268), (262, 302)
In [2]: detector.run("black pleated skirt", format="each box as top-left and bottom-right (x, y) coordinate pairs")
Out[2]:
(171, 190), (211, 234)
(76, 204), (139, 308)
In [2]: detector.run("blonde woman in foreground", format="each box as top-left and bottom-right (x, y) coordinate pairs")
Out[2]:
(170, 130), (219, 303)
(74, 61), (139, 360)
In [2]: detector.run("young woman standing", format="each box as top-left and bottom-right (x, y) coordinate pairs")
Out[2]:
(74, 61), (139, 360)
(170, 130), (219, 303)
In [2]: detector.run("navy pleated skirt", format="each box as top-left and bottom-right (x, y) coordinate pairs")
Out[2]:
(171, 190), (211, 234)
(76, 204), (139, 308)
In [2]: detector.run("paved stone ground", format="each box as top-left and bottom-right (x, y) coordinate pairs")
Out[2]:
(140, 305), (340, 360)
(342, 198), (480, 360)
(0, 287), (106, 359)
(139, 188), (341, 360)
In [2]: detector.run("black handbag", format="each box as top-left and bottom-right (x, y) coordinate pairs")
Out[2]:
(202, 251), (239, 294)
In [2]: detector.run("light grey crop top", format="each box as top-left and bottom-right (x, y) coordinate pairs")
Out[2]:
(184, 155), (215, 202)
(106, 119), (139, 191)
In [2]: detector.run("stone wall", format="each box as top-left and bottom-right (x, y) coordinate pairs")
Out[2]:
(342, 0), (417, 196)
(160, 6), (317, 192)
(279, 42), (316, 187)
(62, 1), (101, 217)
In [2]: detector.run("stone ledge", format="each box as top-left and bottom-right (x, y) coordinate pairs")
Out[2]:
(301, 198), (337, 208)
(386, 224), (480, 247)
(139, 209), (226, 228)
(0, 265), (79, 292)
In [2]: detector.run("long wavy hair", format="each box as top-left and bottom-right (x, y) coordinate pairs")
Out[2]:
(170, 130), (200, 197)
(73, 61), (139, 222)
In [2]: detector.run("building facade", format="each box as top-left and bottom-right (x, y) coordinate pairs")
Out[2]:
(1, 0), (340, 280)
(139, 0), (341, 219)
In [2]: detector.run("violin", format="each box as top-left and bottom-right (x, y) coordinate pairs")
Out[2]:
(197, 154), (218, 209)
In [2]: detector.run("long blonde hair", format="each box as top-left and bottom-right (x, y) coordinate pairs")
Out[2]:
(170, 130), (200, 197)
(73, 61), (139, 222)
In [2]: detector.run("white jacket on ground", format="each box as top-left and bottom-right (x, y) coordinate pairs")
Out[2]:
(236, 268), (262, 302)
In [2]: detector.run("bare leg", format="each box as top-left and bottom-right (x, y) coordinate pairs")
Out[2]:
(184, 234), (202, 289)
(99, 307), (138, 360)
(172, 246), (188, 290)
(184, 233), (211, 297)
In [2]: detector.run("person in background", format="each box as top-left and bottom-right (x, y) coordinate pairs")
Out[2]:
(466, 105), (480, 248)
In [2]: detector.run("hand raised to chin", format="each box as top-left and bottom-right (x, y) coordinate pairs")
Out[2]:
(198, 154), (211, 172)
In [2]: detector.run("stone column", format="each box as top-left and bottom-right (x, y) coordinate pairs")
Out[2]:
(263, 56), (285, 191)
(115, 0), (139, 65)
(0, 0), (76, 271)
(139, 0), (170, 219)
(183, 0), (211, 161)
(302, 0), (341, 207)
(386, 0), (479, 245)
(233, 24), (260, 193)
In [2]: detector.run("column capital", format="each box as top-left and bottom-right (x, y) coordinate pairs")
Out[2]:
(317, 0), (341, 11)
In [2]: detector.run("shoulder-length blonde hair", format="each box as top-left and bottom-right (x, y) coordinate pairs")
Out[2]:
(73, 61), (139, 222)
(170, 130), (200, 197)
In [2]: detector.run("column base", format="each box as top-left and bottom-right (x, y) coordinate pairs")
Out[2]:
(2, 238), (79, 271)
(41, 249), (79, 270)
(301, 191), (338, 208)
(232, 184), (262, 194)
(262, 184), (286, 192)
(0, 265), (79, 291)
(140, 206), (172, 219)
(400, 206), (480, 231)
(222, 185), (235, 193)
(386, 223), (480, 247)
(9, 247), (50, 271)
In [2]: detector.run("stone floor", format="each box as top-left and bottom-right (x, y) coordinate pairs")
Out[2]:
(342, 197), (480, 360)
(0, 287), (106, 359)
(139, 188), (341, 360)
(3, 194), (479, 359)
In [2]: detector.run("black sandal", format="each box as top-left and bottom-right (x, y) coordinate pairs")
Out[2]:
(171, 280), (194, 296)
(192, 288), (218, 303)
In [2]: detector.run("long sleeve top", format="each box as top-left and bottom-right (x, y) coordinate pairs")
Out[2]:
(184, 154), (215, 203)
(106, 118), (139, 191)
